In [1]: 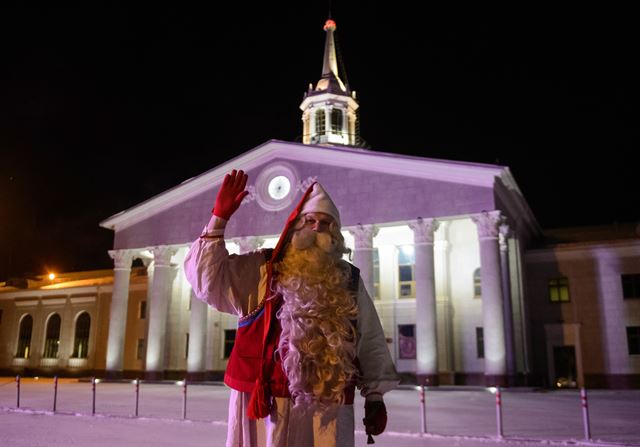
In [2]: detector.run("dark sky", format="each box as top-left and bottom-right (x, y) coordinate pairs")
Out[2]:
(1, 5), (637, 280)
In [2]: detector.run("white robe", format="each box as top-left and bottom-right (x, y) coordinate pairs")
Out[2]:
(184, 235), (400, 447)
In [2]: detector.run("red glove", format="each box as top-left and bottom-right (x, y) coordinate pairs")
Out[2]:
(212, 170), (249, 220)
(363, 399), (387, 443)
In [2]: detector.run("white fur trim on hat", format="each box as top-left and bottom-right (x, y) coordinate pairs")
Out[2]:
(300, 183), (341, 226)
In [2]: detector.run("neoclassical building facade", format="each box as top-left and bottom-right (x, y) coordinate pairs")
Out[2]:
(1, 19), (638, 388)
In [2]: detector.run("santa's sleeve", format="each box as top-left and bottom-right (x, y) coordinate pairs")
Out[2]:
(356, 278), (401, 400)
(183, 219), (266, 317)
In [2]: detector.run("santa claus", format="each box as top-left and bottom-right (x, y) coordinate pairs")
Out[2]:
(185, 169), (400, 446)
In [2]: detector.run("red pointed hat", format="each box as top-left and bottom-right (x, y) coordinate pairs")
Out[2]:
(268, 181), (340, 264)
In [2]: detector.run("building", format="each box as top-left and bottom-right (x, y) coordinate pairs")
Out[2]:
(1, 19), (639, 388)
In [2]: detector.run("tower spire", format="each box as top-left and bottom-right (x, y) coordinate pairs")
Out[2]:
(299, 18), (362, 147)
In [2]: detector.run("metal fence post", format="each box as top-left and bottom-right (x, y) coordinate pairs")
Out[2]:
(15, 375), (20, 408)
(91, 377), (96, 415)
(134, 379), (140, 417)
(182, 379), (187, 420)
(495, 387), (503, 438)
(53, 376), (58, 412)
(419, 384), (427, 435)
(580, 388), (591, 440)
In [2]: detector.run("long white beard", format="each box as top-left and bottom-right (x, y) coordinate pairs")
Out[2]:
(275, 234), (358, 411)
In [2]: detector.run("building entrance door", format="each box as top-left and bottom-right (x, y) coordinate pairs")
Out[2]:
(553, 345), (577, 388)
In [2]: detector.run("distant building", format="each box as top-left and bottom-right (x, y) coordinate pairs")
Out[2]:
(1, 19), (639, 388)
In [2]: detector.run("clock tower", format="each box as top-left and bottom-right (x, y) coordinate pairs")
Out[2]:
(300, 18), (362, 147)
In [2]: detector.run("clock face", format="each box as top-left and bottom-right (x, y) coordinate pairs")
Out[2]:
(255, 163), (298, 211)
(268, 175), (291, 200)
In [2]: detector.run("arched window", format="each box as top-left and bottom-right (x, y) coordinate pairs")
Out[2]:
(331, 108), (343, 134)
(73, 312), (91, 358)
(15, 315), (33, 358)
(315, 110), (326, 136)
(473, 268), (482, 298)
(43, 314), (61, 358)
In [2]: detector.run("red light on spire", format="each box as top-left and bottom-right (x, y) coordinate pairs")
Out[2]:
(323, 19), (336, 31)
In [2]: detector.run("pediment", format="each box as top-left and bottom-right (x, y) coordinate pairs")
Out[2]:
(100, 139), (528, 249)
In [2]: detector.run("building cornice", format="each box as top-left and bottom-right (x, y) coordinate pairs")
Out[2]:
(0, 284), (109, 300)
(525, 239), (640, 262)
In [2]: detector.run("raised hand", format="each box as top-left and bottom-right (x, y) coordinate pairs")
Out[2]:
(212, 169), (249, 220)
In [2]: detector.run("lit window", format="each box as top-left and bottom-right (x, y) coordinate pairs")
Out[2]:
(549, 277), (570, 302)
(331, 108), (343, 134)
(15, 315), (33, 358)
(43, 314), (61, 358)
(315, 110), (326, 136)
(373, 248), (380, 299)
(473, 268), (482, 298)
(224, 329), (236, 359)
(622, 274), (640, 299)
(398, 324), (416, 359)
(397, 245), (415, 298)
(476, 327), (484, 359)
(72, 312), (90, 358)
(136, 339), (146, 360)
(627, 327), (640, 355)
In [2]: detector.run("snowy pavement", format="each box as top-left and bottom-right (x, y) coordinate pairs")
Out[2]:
(1, 377), (638, 447)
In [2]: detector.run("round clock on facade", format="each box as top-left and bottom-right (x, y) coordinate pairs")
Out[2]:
(268, 175), (291, 200)
(255, 163), (299, 211)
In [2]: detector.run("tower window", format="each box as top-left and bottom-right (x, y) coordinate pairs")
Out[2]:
(331, 109), (343, 134)
(315, 110), (326, 136)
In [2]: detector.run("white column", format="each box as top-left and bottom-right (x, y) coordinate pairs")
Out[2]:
(348, 110), (357, 145)
(302, 110), (310, 145)
(146, 246), (177, 377)
(187, 289), (207, 376)
(409, 218), (440, 385)
(499, 224), (516, 379)
(348, 224), (378, 298)
(106, 249), (135, 376)
(472, 211), (507, 385)
(310, 107), (317, 141)
(434, 222), (454, 377)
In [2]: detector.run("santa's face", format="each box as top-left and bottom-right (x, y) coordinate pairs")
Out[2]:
(291, 213), (340, 255)
(300, 212), (334, 233)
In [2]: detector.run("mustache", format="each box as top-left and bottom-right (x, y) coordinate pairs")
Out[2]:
(290, 227), (338, 253)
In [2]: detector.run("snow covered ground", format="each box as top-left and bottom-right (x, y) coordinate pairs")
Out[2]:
(1, 377), (638, 447)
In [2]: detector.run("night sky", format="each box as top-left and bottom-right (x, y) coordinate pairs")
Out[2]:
(0, 5), (637, 281)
